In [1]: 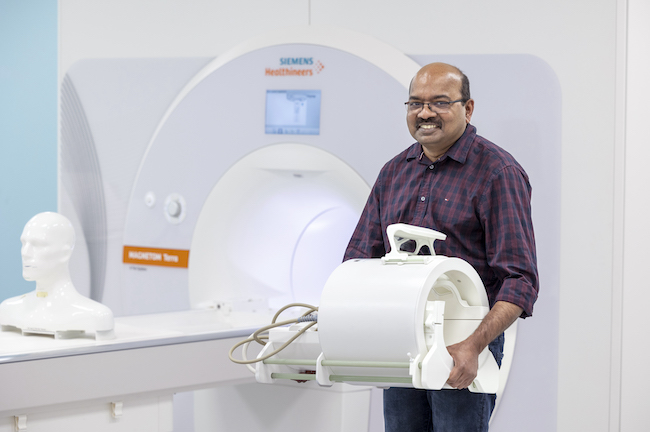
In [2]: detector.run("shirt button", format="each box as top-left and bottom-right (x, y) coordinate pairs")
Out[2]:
(429, 164), (435, 170)
(420, 196), (426, 202)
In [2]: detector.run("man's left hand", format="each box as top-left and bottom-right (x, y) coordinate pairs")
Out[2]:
(446, 339), (481, 389)
(444, 301), (523, 390)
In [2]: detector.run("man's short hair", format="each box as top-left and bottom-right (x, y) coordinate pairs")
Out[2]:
(459, 70), (471, 102)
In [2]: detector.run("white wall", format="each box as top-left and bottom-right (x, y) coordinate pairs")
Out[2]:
(57, 0), (644, 431)
(621, 0), (650, 430)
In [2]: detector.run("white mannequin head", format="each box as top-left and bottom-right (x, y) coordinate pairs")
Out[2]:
(20, 212), (75, 285)
(0, 212), (114, 339)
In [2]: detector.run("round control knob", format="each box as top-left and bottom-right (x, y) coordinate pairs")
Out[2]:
(164, 193), (186, 224)
(166, 200), (182, 217)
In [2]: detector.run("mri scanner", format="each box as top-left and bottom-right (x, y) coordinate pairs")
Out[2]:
(0, 26), (560, 432)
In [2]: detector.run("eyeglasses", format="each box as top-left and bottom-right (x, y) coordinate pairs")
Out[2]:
(404, 99), (465, 114)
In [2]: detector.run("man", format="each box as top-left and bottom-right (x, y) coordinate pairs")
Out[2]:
(344, 63), (539, 431)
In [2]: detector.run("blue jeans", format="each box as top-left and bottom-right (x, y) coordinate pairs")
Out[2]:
(383, 334), (504, 432)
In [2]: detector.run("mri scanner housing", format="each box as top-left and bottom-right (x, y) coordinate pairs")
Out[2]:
(60, 40), (418, 317)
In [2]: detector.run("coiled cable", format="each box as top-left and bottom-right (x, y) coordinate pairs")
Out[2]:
(229, 303), (318, 373)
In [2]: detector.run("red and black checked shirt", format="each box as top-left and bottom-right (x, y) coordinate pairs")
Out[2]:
(344, 124), (539, 317)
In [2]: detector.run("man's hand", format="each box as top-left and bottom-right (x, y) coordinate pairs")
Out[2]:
(445, 301), (523, 390)
(446, 339), (481, 389)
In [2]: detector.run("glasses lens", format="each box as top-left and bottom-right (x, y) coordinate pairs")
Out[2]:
(406, 102), (422, 112)
(432, 103), (448, 113)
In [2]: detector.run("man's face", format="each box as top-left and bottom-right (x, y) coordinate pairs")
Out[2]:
(407, 67), (473, 153)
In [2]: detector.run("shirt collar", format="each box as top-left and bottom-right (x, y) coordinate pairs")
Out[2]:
(405, 124), (477, 164)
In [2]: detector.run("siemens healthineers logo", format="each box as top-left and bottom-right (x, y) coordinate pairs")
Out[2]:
(266, 57), (325, 76)
(280, 57), (313, 65)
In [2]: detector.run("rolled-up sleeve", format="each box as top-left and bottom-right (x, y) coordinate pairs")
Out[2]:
(480, 165), (539, 317)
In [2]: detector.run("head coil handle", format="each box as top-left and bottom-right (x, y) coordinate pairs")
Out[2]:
(384, 223), (447, 262)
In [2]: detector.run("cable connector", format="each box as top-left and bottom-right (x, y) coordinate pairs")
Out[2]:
(297, 313), (318, 323)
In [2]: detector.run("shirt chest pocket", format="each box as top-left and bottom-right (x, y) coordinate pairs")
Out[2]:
(428, 194), (481, 236)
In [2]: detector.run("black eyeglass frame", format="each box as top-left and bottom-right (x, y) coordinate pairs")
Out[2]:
(404, 99), (466, 113)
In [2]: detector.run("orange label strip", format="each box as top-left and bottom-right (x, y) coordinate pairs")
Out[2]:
(123, 246), (189, 268)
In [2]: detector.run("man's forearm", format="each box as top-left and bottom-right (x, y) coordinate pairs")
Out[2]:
(466, 301), (522, 352)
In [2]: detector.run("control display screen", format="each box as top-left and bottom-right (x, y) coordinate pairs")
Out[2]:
(265, 90), (321, 135)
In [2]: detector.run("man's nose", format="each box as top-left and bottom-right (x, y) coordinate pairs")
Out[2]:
(418, 104), (438, 119)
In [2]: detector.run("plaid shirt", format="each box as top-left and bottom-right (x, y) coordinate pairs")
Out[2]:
(344, 124), (538, 317)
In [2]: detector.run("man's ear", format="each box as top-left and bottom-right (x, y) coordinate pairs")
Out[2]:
(464, 99), (475, 123)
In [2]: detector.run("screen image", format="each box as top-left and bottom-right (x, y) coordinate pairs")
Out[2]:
(265, 90), (321, 135)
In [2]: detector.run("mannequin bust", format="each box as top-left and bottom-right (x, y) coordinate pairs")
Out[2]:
(0, 212), (114, 340)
